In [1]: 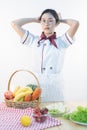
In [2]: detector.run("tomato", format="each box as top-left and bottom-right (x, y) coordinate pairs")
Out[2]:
(24, 94), (32, 102)
(4, 90), (14, 100)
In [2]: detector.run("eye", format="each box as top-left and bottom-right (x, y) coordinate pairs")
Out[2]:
(41, 19), (46, 23)
(49, 19), (55, 23)
(49, 20), (53, 23)
(41, 19), (55, 24)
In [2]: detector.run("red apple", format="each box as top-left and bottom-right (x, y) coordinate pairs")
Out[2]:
(4, 90), (14, 100)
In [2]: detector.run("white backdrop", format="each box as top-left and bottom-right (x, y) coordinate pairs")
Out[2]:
(0, 0), (87, 102)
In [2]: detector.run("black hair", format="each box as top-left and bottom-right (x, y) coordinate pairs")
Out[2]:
(39, 9), (59, 23)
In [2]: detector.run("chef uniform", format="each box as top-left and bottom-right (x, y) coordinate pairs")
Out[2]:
(21, 30), (74, 102)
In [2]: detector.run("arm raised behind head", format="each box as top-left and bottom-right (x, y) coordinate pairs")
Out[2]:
(11, 17), (40, 38)
(59, 19), (79, 38)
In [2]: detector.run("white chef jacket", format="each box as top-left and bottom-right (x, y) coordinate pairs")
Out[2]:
(21, 30), (74, 102)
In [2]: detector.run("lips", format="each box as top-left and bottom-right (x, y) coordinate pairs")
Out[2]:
(45, 27), (49, 30)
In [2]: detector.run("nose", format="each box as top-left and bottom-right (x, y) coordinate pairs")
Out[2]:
(44, 21), (49, 26)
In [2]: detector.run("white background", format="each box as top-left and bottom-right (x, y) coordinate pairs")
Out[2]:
(0, 0), (87, 102)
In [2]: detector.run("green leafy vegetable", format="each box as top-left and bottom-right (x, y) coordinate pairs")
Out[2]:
(63, 113), (71, 119)
(63, 106), (87, 123)
(26, 84), (37, 91)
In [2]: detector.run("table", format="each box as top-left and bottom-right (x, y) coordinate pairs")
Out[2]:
(41, 101), (87, 130)
(0, 101), (87, 130)
(45, 118), (87, 130)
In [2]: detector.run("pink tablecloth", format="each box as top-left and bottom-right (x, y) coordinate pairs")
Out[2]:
(0, 103), (62, 130)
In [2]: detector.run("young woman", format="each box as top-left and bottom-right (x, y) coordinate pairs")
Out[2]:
(11, 9), (79, 102)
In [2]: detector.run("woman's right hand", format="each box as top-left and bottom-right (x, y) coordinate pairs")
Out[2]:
(35, 17), (40, 23)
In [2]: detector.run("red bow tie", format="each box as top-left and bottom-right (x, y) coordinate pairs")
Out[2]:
(38, 32), (58, 48)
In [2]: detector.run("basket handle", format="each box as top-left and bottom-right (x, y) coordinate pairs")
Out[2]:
(8, 69), (40, 90)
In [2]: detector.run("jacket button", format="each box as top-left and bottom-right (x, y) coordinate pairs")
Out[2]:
(43, 68), (46, 70)
(50, 67), (53, 69)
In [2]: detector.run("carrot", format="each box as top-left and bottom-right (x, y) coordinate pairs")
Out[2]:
(32, 88), (41, 101)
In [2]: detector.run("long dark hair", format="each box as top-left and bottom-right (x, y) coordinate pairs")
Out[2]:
(39, 9), (59, 23)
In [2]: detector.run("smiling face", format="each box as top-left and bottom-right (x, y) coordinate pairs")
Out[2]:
(40, 13), (57, 37)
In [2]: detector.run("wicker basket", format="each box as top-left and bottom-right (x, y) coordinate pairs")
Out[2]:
(5, 69), (41, 109)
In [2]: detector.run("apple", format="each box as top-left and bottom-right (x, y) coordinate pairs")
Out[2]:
(24, 94), (32, 102)
(4, 90), (14, 100)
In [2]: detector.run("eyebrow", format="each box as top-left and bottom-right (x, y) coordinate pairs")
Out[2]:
(42, 18), (55, 20)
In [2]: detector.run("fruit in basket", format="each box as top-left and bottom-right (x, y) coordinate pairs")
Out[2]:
(13, 86), (20, 96)
(4, 90), (14, 100)
(24, 94), (32, 101)
(26, 84), (37, 91)
(32, 88), (41, 101)
(20, 115), (32, 127)
(13, 86), (41, 102)
(15, 86), (33, 96)
(14, 90), (33, 101)
(18, 97), (24, 102)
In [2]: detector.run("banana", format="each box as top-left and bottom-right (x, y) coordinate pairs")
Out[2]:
(13, 86), (20, 97)
(18, 97), (24, 102)
(15, 86), (33, 96)
(14, 90), (32, 101)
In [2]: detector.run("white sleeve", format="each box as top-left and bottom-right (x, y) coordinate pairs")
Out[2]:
(61, 32), (75, 47)
(20, 30), (35, 45)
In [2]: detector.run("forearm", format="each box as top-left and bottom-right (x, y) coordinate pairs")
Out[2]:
(59, 19), (79, 37)
(11, 17), (39, 27)
(11, 17), (40, 38)
(59, 19), (79, 27)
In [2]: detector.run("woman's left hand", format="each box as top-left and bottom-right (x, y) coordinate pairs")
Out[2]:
(58, 12), (62, 20)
